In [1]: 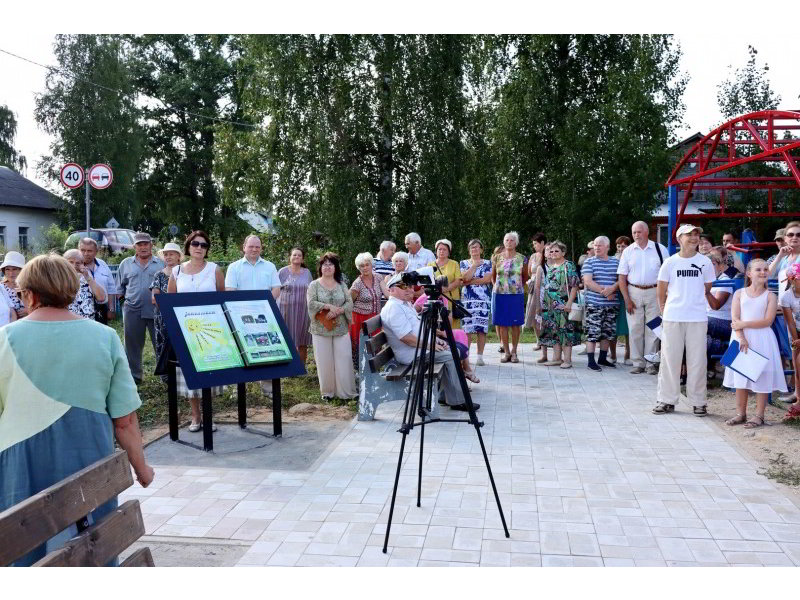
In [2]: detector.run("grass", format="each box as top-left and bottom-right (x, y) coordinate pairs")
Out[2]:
(759, 452), (800, 487)
(108, 319), (348, 430)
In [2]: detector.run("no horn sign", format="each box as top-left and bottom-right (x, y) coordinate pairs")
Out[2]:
(88, 163), (113, 190)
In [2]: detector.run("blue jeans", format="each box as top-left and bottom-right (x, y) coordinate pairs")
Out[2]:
(706, 317), (731, 363)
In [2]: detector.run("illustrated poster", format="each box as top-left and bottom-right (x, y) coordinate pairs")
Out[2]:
(224, 300), (293, 365)
(173, 305), (244, 372)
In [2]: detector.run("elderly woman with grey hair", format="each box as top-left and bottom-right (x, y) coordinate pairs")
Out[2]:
(491, 231), (528, 363)
(349, 252), (388, 365)
(63, 248), (108, 319)
(540, 240), (581, 368)
(373, 241), (396, 278)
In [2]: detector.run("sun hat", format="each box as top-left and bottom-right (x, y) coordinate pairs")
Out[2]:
(435, 239), (452, 253)
(162, 242), (181, 254)
(0, 251), (25, 271)
(676, 224), (703, 237)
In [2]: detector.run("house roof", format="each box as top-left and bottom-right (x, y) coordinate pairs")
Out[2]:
(0, 166), (59, 211)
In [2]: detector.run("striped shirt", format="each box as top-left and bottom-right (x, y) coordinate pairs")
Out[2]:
(582, 256), (620, 307)
(373, 259), (394, 277)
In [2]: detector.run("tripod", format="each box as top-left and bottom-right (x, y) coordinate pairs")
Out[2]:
(382, 294), (509, 553)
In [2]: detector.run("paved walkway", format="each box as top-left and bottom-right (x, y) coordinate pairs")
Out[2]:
(122, 344), (800, 566)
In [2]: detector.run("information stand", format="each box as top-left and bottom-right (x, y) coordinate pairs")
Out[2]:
(156, 290), (307, 452)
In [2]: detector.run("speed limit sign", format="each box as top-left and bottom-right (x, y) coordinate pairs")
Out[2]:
(60, 163), (84, 189)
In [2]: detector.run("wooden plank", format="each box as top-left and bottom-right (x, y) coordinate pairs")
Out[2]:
(393, 361), (444, 381)
(34, 500), (145, 567)
(384, 364), (411, 381)
(0, 452), (133, 567)
(120, 547), (155, 567)
(362, 315), (382, 336)
(368, 346), (396, 373)
(365, 332), (388, 356)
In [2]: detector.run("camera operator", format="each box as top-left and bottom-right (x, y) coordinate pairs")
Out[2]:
(381, 273), (480, 412)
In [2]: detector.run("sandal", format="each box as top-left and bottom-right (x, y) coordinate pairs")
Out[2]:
(783, 405), (800, 421)
(536, 356), (549, 363)
(693, 406), (707, 417)
(744, 415), (765, 429)
(543, 360), (562, 366)
(500, 353), (511, 363)
(652, 403), (675, 414)
(726, 413), (746, 426)
(559, 362), (572, 369)
(510, 353), (519, 363)
(465, 371), (480, 384)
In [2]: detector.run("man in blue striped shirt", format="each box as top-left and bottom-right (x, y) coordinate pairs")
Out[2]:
(582, 236), (620, 371)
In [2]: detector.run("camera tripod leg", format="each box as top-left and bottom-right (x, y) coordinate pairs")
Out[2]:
(474, 420), (510, 537)
(382, 429), (409, 554)
(417, 419), (425, 508)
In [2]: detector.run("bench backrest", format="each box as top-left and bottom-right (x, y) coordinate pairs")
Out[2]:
(0, 451), (153, 567)
(361, 315), (396, 373)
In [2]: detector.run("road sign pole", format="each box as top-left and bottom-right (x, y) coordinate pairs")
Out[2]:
(85, 176), (91, 235)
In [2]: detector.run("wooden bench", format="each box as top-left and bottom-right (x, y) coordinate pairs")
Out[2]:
(358, 314), (445, 420)
(0, 451), (154, 567)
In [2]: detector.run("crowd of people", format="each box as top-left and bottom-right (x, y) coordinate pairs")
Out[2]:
(4, 220), (800, 564)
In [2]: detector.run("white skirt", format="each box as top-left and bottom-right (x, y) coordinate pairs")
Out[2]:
(722, 328), (787, 393)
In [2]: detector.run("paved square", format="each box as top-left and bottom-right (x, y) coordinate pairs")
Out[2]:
(121, 344), (800, 567)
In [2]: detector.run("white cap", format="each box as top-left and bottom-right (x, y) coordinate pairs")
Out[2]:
(162, 242), (182, 254)
(0, 251), (25, 271)
(676, 224), (703, 237)
(387, 273), (405, 288)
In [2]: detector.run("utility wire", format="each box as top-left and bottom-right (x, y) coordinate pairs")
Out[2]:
(0, 46), (261, 129)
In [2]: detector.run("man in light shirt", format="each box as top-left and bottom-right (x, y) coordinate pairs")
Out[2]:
(225, 234), (281, 299)
(225, 234), (281, 397)
(617, 221), (668, 374)
(404, 232), (436, 272)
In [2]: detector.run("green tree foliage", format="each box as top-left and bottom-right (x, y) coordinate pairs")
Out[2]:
(717, 46), (781, 120)
(0, 105), (27, 173)
(126, 34), (248, 246)
(222, 34), (685, 272)
(35, 35), (145, 229)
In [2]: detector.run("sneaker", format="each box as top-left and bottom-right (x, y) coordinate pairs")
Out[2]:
(644, 352), (661, 364)
(188, 422), (201, 432)
(476, 356), (485, 366)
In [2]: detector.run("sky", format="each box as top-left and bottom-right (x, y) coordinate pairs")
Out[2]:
(1, 18), (799, 190)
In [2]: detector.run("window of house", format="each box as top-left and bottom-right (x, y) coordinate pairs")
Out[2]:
(0, 226), (5, 248)
(19, 227), (29, 251)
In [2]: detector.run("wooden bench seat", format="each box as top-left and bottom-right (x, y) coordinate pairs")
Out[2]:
(0, 451), (154, 567)
(358, 314), (445, 420)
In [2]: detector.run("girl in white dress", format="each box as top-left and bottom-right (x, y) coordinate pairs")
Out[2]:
(723, 259), (787, 428)
(167, 231), (226, 432)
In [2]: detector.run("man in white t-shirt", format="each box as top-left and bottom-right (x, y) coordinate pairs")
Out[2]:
(654, 224), (715, 416)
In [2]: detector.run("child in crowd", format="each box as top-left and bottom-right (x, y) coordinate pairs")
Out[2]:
(723, 259), (786, 428)
(779, 262), (800, 420)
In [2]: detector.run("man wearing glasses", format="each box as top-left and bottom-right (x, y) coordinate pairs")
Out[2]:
(116, 232), (165, 384)
(381, 274), (480, 412)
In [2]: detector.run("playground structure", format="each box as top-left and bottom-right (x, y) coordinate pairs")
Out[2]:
(665, 110), (800, 256)
(664, 111), (800, 393)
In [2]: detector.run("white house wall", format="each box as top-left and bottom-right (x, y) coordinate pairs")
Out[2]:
(0, 207), (58, 251)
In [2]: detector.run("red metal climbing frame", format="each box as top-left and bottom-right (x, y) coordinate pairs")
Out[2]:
(666, 110), (800, 241)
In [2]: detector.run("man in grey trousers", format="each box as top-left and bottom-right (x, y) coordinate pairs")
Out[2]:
(116, 232), (164, 384)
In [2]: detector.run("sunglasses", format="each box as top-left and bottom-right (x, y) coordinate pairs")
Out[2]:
(786, 232), (800, 238)
(190, 240), (209, 248)
(393, 283), (410, 290)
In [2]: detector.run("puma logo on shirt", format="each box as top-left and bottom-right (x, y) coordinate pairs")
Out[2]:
(676, 268), (701, 277)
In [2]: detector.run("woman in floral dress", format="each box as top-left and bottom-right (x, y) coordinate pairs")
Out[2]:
(459, 239), (492, 366)
(539, 240), (581, 368)
(491, 231), (528, 363)
(278, 247), (314, 363)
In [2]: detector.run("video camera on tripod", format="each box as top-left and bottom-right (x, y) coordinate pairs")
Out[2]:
(400, 266), (471, 320)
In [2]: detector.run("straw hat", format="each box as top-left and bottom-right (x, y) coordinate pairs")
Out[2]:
(0, 251), (25, 272)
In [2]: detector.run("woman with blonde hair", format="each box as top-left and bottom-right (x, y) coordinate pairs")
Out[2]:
(491, 231), (528, 363)
(349, 252), (387, 365)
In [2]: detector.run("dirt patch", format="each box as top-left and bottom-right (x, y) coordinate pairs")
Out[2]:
(706, 385), (800, 500)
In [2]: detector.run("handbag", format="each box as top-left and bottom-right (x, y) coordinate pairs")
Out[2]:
(314, 308), (337, 331)
(568, 291), (584, 322)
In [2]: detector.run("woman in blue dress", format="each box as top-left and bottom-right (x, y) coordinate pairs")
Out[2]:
(459, 239), (493, 366)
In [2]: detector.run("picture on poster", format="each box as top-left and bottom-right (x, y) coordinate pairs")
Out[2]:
(223, 300), (293, 366)
(173, 305), (244, 372)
